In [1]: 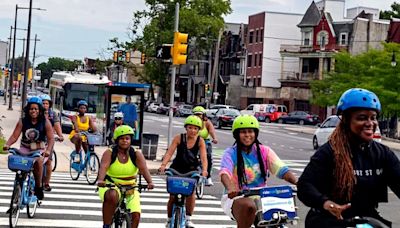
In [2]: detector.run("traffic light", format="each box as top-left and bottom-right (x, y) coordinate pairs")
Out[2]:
(125, 51), (131, 63)
(205, 84), (211, 94)
(5, 68), (9, 77)
(171, 31), (188, 65)
(28, 68), (33, 81)
(141, 53), (146, 64)
(113, 51), (118, 62)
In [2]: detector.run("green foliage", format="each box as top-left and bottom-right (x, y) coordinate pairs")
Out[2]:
(109, 0), (232, 97)
(311, 43), (400, 115)
(36, 57), (82, 82)
(380, 2), (400, 19)
(11, 56), (31, 76)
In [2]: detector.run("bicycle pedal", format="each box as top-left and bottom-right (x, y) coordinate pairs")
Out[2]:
(38, 201), (42, 206)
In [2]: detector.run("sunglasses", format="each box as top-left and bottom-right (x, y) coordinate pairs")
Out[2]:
(115, 117), (122, 120)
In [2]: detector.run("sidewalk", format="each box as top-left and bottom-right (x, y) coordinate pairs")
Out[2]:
(285, 126), (400, 151)
(0, 99), (163, 174)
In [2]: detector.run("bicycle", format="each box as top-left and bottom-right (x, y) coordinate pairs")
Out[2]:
(7, 148), (42, 228)
(50, 136), (62, 172)
(165, 168), (200, 228)
(344, 216), (390, 228)
(240, 185), (298, 228)
(96, 183), (148, 228)
(69, 131), (102, 185)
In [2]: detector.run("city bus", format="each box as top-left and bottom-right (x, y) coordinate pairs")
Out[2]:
(49, 71), (110, 134)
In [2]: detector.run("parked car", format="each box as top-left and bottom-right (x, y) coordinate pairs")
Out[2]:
(277, 111), (320, 125)
(313, 115), (382, 149)
(240, 104), (272, 115)
(209, 108), (240, 129)
(255, 104), (288, 123)
(174, 104), (193, 117)
(156, 103), (170, 115)
(210, 104), (238, 110)
(147, 102), (160, 113)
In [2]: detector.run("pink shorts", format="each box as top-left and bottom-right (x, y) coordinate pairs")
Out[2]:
(18, 145), (48, 163)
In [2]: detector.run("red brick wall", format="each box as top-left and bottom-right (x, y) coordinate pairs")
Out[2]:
(247, 12), (265, 79)
(313, 14), (336, 51)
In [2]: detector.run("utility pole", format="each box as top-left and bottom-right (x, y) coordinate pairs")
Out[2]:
(4, 26), (13, 105)
(18, 38), (26, 100)
(8, 5), (18, 111)
(21, 0), (33, 114)
(210, 29), (223, 104)
(31, 34), (38, 91)
(167, 3), (180, 146)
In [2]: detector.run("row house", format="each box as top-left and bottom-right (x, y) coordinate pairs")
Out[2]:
(279, 0), (390, 119)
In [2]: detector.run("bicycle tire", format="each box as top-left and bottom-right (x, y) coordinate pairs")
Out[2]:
(27, 173), (38, 218)
(173, 208), (182, 228)
(9, 182), (21, 228)
(85, 153), (100, 185)
(123, 213), (132, 228)
(51, 150), (57, 172)
(69, 151), (80, 180)
(195, 177), (205, 199)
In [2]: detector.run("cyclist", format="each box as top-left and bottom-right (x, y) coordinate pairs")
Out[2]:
(159, 115), (208, 228)
(192, 106), (218, 186)
(97, 125), (154, 228)
(297, 88), (400, 228)
(108, 112), (125, 144)
(219, 115), (297, 228)
(40, 94), (64, 191)
(3, 96), (55, 200)
(69, 100), (97, 162)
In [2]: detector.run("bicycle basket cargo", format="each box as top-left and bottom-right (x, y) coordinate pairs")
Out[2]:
(167, 176), (196, 196)
(8, 155), (35, 172)
(87, 134), (103, 145)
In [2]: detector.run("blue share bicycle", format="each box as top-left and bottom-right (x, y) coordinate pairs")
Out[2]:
(343, 216), (390, 228)
(165, 168), (201, 228)
(240, 185), (299, 228)
(7, 148), (42, 228)
(69, 131), (102, 185)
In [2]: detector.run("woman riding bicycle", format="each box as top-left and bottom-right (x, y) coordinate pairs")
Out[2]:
(108, 112), (125, 145)
(3, 96), (55, 200)
(159, 115), (208, 228)
(297, 88), (400, 228)
(69, 100), (97, 162)
(39, 94), (64, 192)
(97, 125), (154, 228)
(219, 114), (297, 228)
(192, 106), (218, 186)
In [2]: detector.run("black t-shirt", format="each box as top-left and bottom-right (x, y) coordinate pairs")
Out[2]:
(170, 134), (200, 174)
(298, 141), (400, 218)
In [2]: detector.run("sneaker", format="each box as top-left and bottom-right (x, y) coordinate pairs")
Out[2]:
(43, 184), (52, 192)
(74, 153), (80, 163)
(165, 218), (171, 228)
(205, 178), (214, 186)
(34, 186), (44, 200)
(185, 219), (195, 228)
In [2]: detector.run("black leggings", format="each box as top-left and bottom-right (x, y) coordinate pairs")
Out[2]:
(206, 142), (212, 178)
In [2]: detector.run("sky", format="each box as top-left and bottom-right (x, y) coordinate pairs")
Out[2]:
(0, 0), (395, 66)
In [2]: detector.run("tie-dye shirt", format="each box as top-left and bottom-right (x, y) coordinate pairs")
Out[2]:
(219, 144), (289, 190)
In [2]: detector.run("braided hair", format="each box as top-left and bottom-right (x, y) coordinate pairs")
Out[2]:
(233, 129), (267, 189)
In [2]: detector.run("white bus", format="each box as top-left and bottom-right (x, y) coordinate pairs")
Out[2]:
(49, 71), (110, 134)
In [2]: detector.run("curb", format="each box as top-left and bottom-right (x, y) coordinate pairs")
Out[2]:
(382, 136), (400, 143)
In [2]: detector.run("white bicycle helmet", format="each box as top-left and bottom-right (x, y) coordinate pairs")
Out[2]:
(114, 112), (124, 119)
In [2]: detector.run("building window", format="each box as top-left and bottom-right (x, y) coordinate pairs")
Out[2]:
(317, 30), (329, 49)
(340, 32), (348, 45)
(247, 54), (252, 67)
(260, 29), (263, 43)
(254, 54), (258, 67)
(255, 29), (259, 43)
(303, 31), (311, 46)
(249, 31), (254, 43)
(259, 53), (262, 66)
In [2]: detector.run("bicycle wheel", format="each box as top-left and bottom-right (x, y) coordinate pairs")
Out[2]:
(9, 182), (21, 228)
(173, 208), (182, 228)
(27, 174), (38, 218)
(85, 153), (100, 185)
(51, 150), (57, 172)
(196, 177), (204, 199)
(69, 151), (80, 180)
(122, 213), (132, 228)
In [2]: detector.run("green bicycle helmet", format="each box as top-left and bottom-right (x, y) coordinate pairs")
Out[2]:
(192, 106), (206, 114)
(113, 125), (135, 140)
(184, 115), (203, 129)
(232, 115), (260, 133)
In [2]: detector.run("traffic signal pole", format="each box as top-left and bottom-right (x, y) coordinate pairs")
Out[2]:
(167, 2), (179, 147)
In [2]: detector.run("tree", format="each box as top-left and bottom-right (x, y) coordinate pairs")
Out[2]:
(380, 2), (400, 19)
(11, 56), (31, 77)
(110, 0), (232, 99)
(311, 43), (400, 115)
(36, 57), (82, 84)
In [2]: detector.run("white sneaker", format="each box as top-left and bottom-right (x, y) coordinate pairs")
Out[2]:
(206, 178), (214, 186)
(165, 218), (171, 228)
(185, 219), (195, 228)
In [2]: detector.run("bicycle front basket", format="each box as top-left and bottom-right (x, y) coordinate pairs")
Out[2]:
(167, 176), (196, 196)
(8, 155), (35, 172)
(87, 134), (103, 146)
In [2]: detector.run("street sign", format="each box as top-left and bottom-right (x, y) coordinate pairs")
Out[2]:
(156, 46), (172, 59)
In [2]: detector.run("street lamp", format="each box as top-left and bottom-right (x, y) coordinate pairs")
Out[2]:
(391, 51), (397, 67)
(8, 3), (46, 111)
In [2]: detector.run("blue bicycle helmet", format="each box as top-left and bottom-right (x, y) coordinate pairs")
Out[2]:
(77, 100), (88, 107)
(27, 96), (43, 107)
(39, 94), (51, 101)
(337, 88), (381, 114)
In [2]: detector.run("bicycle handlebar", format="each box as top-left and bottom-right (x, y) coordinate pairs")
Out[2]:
(96, 183), (148, 192)
(239, 185), (297, 197)
(165, 168), (201, 177)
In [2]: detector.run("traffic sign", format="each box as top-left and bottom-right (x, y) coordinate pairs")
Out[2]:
(156, 46), (172, 60)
